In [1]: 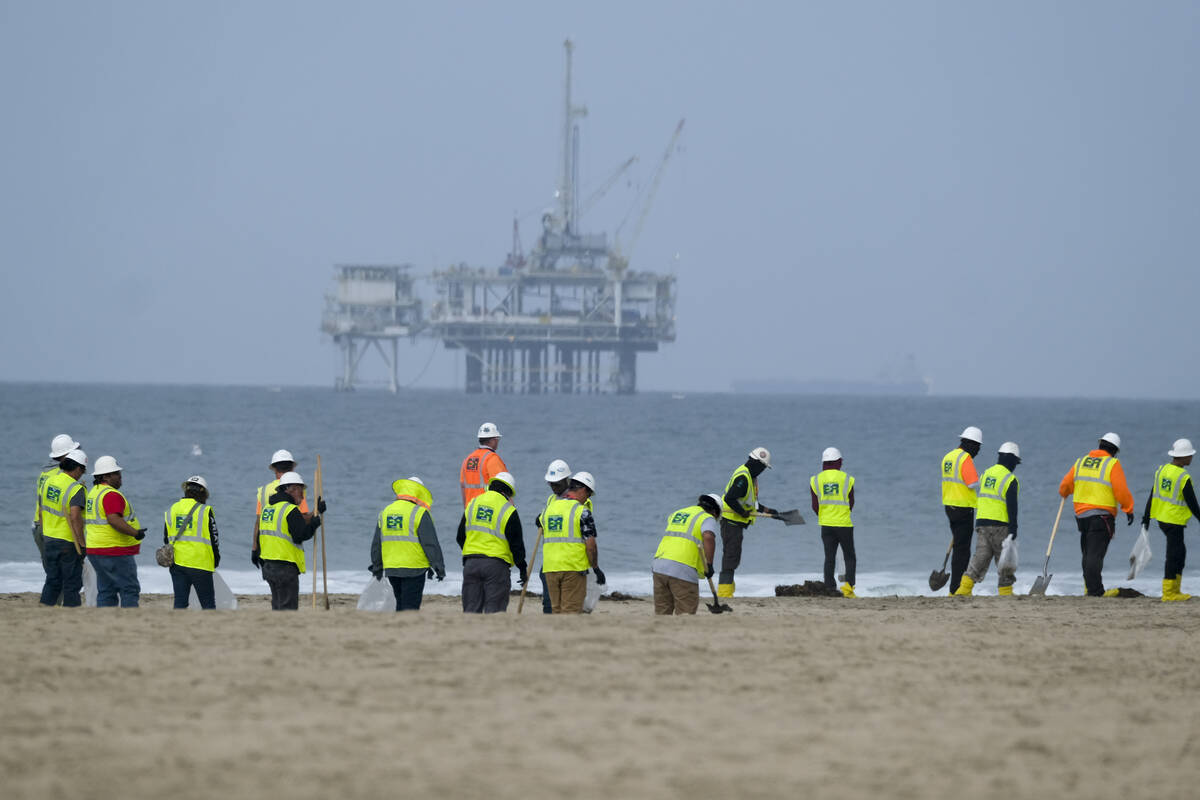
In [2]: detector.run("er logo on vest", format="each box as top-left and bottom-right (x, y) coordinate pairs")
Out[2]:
(984, 476), (997, 490)
(466, 457), (479, 470)
(47, 486), (61, 502)
(386, 514), (404, 529)
(1162, 477), (1173, 491)
(943, 461), (952, 474)
(547, 516), (563, 532)
(261, 508), (275, 523)
(822, 482), (839, 496)
(1083, 457), (1103, 469)
(475, 507), (494, 523)
(671, 511), (690, 525)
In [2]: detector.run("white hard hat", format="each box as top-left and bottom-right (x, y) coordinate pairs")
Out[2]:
(65, 448), (87, 467)
(92, 455), (122, 476)
(960, 426), (983, 444)
(277, 471), (305, 487)
(998, 442), (1021, 458)
(182, 475), (208, 491)
(702, 492), (723, 511)
(490, 471), (516, 494)
(544, 459), (571, 483)
(270, 449), (295, 466)
(749, 446), (772, 468)
(1169, 438), (1196, 458)
(821, 447), (842, 462)
(1100, 432), (1121, 449)
(477, 422), (502, 439)
(407, 476), (424, 486)
(49, 434), (80, 459)
(570, 471), (596, 493)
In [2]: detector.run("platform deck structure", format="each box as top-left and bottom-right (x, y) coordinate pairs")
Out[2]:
(321, 264), (422, 393)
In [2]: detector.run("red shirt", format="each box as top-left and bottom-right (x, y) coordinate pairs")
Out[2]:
(89, 490), (140, 556)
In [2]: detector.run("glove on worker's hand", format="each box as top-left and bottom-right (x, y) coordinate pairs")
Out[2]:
(435, 570), (445, 582)
(518, 567), (528, 586)
(370, 567), (382, 580)
(1126, 511), (1135, 525)
(317, 496), (327, 515)
(593, 566), (607, 585)
(134, 528), (148, 541)
(426, 567), (435, 580)
(251, 550), (261, 568)
(760, 506), (777, 517)
(704, 564), (714, 579)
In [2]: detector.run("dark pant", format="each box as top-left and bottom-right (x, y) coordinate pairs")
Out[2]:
(388, 574), (426, 611)
(1160, 522), (1187, 579)
(945, 507), (974, 594)
(170, 564), (216, 609)
(821, 526), (856, 588)
(462, 557), (512, 613)
(40, 537), (83, 607)
(718, 519), (747, 585)
(89, 554), (140, 608)
(262, 560), (300, 610)
(539, 570), (552, 614)
(1077, 514), (1113, 596)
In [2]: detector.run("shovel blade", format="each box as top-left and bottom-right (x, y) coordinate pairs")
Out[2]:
(706, 601), (732, 614)
(1029, 574), (1051, 596)
(929, 570), (949, 592)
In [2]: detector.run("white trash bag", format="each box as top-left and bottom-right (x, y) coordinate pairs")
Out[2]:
(357, 576), (395, 612)
(582, 571), (602, 613)
(1128, 525), (1152, 579)
(998, 534), (1018, 575)
(81, 559), (97, 607)
(188, 571), (238, 610)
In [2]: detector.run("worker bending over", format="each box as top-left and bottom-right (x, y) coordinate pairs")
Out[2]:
(941, 426), (982, 594)
(652, 493), (721, 614)
(718, 447), (778, 598)
(457, 472), (526, 613)
(956, 442), (1020, 596)
(810, 447), (857, 597)
(1142, 438), (1200, 602)
(1059, 432), (1134, 597)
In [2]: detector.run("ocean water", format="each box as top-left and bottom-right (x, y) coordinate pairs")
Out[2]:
(3, 382), (1195, 598)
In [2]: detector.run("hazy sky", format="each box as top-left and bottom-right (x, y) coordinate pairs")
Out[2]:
(3, 1), (1198, 397)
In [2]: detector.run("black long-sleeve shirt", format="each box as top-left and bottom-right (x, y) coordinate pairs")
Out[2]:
(1141, 475), (1200, 528)
(456, 509), (526, 573)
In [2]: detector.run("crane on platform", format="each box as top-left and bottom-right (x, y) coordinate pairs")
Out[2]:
(611, 118), (685, 274)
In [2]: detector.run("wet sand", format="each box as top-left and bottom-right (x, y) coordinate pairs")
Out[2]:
(2, 592), (1197, 800)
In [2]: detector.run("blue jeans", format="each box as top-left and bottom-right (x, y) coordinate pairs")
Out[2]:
(170, 564), (215, 609)
(40, 537), (83, 607)
(88, 554), (141, 607)
(388, 574), (426, 611)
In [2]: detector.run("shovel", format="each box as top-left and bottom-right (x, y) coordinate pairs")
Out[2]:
(1029, 497), (1066, 596)
(928, 537), (953, 591)
(697, 542), (731, 613)
(754, 509), (806, 526)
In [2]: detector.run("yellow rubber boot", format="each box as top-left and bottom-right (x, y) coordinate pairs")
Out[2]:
(1162, 578), (1177, 602)
(954, 575), (974, 596)
(997, 585), (1013, 596)
(1103, 587), (1120, 597)
(839, 582), (856, 598)
(717, 582), (734, 598)
(1173, 575), (1191, 602)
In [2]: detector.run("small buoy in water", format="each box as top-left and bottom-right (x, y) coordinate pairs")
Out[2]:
(191, 443), (202, 456)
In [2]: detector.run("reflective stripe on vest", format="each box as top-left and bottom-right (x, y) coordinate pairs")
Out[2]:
(84, 485), (142, 549)
(460, 448), (500, 505)
(1072, 455), (1117, 510)
(542, 497), (588, 572)
(941, 449), (976, 508)
(40, 471), (84, 542)
(654, 505), (711, 575)
(166, 499), (214, 571)
(463, 491), (516, 564)
(379, 499), (430, 569)
(1151, 464), (1193, 526)
(810, 470), (854, 527)
(34, 465), (58, 524)
(721, 465), (758, 525)
(259, 501), (305, 572)
(976, 464), (1016, 524)
(258, 480), (278, 514)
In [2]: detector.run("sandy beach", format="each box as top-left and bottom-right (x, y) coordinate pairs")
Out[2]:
(2, 591), (1197, 800)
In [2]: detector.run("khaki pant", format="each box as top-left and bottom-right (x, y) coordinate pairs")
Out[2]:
(966, 523), (1015, 587)
(653, 573), (699, 615)
(545, 570), (587, 614)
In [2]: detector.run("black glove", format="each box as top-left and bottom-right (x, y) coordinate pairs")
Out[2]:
(518, 566), (528, 586)
(214, 553), (221, 568)
(436, 570), (445, 582)
(251, 550), (261, 568)
(426, 567), (435, 579)
(1126, 511), (1135, 525)
(371, 568), (383, 580)
(78, 546), (87, 557)
(761, 506), (777, 517)
(317, 496), (327, 515)
(704, 564), (714, 579)
(134, 528), (148, 541)
(593, 566), (606, 585)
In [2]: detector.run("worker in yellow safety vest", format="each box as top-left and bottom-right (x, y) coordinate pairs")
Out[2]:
(810, 447), (857, 598)
(1141, 438), (1200, 602)
(258, 471), (323, 610)
(84, 454), (147, 608)
(956, 442), (1020, 596)
(456, 472), (526, 613)
(251, 449), (310, 568)
(542, 472), (602, 613)
(941, 426), (982, 594)
(652, 493), (721, 614)
(459, 422), (508, 507)
(164, 475), (220, 610)
(38, 448), (88, 607)
(1058, 432), (1135, 597)
(718, 447), (779, 597)
(369, 477), (446, 611)
(33, 433), (80, 560)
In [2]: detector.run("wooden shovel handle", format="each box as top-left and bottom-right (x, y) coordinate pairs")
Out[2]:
(518, 531), (543, 614)
(1045, 496), (1065, 558)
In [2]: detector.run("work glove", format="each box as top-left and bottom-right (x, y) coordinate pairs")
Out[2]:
(426, 567), (435, 580)
(518, 566), (528, 586)
(251, 550), (261, 568)
(371, 567), (383, 580)
(760, 506), (777, 517)
(704, 564), (714, 579)
(134, 528), (148, 541)
(317, 496), (327, 515)
(78, 546), (87, 557)
(435, 570), (445, 582)
(593, 566), (607, 585)
(1126, 511), (1135, 525)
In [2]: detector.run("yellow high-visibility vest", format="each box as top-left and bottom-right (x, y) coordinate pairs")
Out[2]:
(379, 498), (430, 569)
(810, 469), (854, 527)
(654, 505), (712, 575)
(85, 485), (142, 550)
(1151, 463), (1193, 526)
(165, 498), (215, 572)
(541, 496), (589, 572)
(976, 464), (1017, 524)
(462, 490), (516, 564)
(1071, 454), (1117, 510)
(941, 449), (977, 508)
(39, 471), (85, 543)
(259, 501), (305, 572)
(721, 465), (758, 525)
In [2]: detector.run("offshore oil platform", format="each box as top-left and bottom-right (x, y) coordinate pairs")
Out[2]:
(321, 40), (680, 395)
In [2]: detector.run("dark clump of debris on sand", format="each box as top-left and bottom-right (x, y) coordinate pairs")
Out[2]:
(601, 591), (641, 602)
(775, 581), (843, 598)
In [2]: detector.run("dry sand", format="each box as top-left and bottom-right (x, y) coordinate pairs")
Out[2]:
(2, 591), (1198, 800)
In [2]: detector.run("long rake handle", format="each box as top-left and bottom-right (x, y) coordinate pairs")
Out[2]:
(517, 531), (543, 614)
(317, 455), (329, 610)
